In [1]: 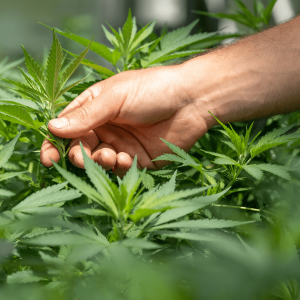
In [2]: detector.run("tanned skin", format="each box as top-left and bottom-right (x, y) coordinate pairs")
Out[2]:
(40, 16), (300, 177)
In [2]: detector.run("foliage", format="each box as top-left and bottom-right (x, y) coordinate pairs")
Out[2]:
(1, 1), (300, 299)
(194, 0), (277, 33)
(0, 31), (93, 169)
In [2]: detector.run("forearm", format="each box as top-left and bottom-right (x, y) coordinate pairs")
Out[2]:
(180, 16), (300, 127)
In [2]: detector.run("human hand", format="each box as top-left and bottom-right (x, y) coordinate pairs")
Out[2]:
(40, 64), (214, 177)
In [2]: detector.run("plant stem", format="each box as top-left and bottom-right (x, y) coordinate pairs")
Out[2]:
(212, 204), (260, 213)
(57, 145), (67, 170)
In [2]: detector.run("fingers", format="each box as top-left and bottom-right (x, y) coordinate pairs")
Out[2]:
(113, 152), (135, 178)
(48, 82), (122, 139)
(40, 139), (60, 167)
(91, 143), (117, 171)
(68, 131), (99, 168)
(59, 84), (102, 117)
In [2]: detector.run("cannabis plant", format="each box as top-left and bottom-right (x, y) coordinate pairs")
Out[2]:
(42, 9), (220, 84)
(0, 31), (92, 169)
(194, 0), (277, 33)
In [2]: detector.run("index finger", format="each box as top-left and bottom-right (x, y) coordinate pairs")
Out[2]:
(58, 83), (102, 117)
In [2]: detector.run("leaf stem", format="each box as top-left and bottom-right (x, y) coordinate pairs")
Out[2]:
(212, 204), (260, 213)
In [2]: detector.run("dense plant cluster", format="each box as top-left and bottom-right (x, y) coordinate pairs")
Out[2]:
(1, 1), (300, 299)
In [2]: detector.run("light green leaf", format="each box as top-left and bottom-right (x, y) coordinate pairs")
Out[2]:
(151, 219), (254, 231)
(142, 173), (155, 190)
(65, 50), (115, 78)
(0, 171), (26, 182)
(13, 184), (80, 212)
(250, 126), (300, 158)
(21, 45), (47, 95)
(144, 21), (215, 67)
(120, 239), (161, 249)
(0, 132), (20, 168)
(129, 20), (156, 53)
(256, 164), (291, 180)
(80, 144), (118, 216)
(7, 270), (47, 284)
(52, 161), (104, 207)
(159, 138), (198, 166)
(243, 165), (263, 180)
(122, 9), (134, 51)
(148, 50), (204, 65)
(214, 157), (239, 165)
(152, 189), (229, 226)
(24, 233), (96, 246)
(0, 98), (42, 111)
(74, 208), (110, 217)
(41, 23), (116, 64)
(0, 77), (46, 101)
(201, 149), (238, 165)
(0, 105), (39, 129)
(153, 153), (186, 164)
(159, 231), (218, 242)
(58, 38), (93, 94)
(0, 189), (15, 197)
(46, 31), (64, 100)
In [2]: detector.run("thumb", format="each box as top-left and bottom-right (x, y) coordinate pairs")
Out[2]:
(48, 97), (119, 139)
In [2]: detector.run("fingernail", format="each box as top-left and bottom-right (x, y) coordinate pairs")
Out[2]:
(49, 118), (68, 129)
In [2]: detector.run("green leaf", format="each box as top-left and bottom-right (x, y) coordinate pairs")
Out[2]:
(0, 105), (40, 129)
(80, 144), (119, 217)
(52, 161), (104, 207)
(68, 80), (101, 95)
(7, 270), (47, 284)
(209, 113), (243, 155)
(263, 0), (277, 24)
(153, 153), (187, 164)
(120, 239), (161, 249)
(200, 150), (239, 165)
(193, 11), (253, 28)
(0, 77), (46, 101)
(46, 30), (64, 100)
(0, 98), (42, 111)
(256, 164), (291, 181)
(122, 9), (134, 52)
(41, 23), (116, 65)
(214, 157), (239, 165)
(142, 173), (155, 190)
(148, 50), (204, 65)
(158, 231), (218, 242)
(56, 74), (91, 100)
(21, 45), (47, 95)
(152, 189), (229, 226)
(242, 165), (263, 180)
(13, 183), (80, 212)
(67, 244), (105, 263)
(139, 187), (208, 210)
(74, 208), (110, 217)
(0, 171), (27, 182)
(129, 20), (156, 53)
(0, 132), (20, 168)
(65, 50), (115, 78)
(160, 138), (197, 165)
(58, 38), (93, 94)
(24, 233), (95, 246)
(250, 125), (300, 158)
(151, 219), (254, 231)
(0, 189), (15, 197)
(143, 21), (215, 67)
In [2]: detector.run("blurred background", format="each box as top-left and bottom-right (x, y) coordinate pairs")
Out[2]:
(0, 0), (299, 61)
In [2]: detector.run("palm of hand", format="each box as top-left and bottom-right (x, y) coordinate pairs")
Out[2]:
(40, 67), (209, 177)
